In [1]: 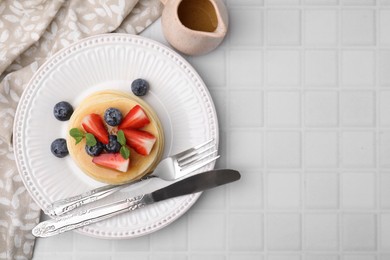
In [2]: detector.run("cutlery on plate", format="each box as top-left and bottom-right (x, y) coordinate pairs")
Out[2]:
(45, 139), (219, 217)
(33, 169), (240, 237)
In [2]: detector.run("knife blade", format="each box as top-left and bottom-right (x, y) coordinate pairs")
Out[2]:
(32, 169), (240, 237)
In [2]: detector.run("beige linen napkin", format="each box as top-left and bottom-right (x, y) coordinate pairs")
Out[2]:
(0, 0), (163, 259)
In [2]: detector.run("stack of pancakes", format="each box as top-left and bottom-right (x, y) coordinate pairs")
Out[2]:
(67, 90), (164, 184)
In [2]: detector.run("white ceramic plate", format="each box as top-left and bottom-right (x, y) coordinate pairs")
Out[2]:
(13, 34), (218, 238)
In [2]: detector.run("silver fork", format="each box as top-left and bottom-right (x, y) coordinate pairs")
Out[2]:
(45, 139), (219, 217)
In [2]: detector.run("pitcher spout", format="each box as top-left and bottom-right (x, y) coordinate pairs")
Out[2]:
(212, 0), (228, 35)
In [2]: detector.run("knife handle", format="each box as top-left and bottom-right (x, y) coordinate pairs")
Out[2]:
(33, 195), (146, 238)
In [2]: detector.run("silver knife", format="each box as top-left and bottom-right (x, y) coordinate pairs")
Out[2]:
(32, 169), (240, 237)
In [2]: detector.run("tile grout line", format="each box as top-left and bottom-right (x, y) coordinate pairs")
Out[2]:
(300, 4), (306, 257)
(375, 1), (381, 255)
(262, 1), (269, 257)
(337, 1), (344, 256)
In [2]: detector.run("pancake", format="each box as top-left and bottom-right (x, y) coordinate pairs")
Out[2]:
(67, 90), (164, 184)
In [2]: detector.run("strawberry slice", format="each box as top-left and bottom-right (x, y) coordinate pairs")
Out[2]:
(122, 129), (156, 156)
(92, 153), (129, 172)
(119, 105), (150, 129)
(81, 114), (109, 144)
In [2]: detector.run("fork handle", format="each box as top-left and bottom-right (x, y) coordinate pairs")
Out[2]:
(45, 176), (152, 217)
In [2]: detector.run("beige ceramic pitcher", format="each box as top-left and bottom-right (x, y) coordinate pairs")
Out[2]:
(160, 0), (228, 56)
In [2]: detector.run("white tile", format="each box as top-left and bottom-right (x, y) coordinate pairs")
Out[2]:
(266, 214), (301, 250)
(229, 255), (263, 260)
(304, 91), (338, 127)
(228, 0), (264, 5)
(229, 50), (262, 86)
(378, 10), (390, 45)
(266, 131), (301, 168)
(380, 255), (390, 260)
(74, 255), (112, 260)
(266, 10), (301, 45)
(113, 235), (149, 252)
(266, 91), (300, 127)
(379, 10), (390, 45)
(341, 50), (375, 86)
(378, 50), (390, 86)
(379, 91), (390, 126)
(343, 256), (377, 260)
(380, 214), (390, 250)
(189, 212), (226, 250)
(215, 130), (228, 169)
(304, 131), (338, 168)
(268, 255), (301, 260)
(340, 91), (375, 126)
(304, 0), (339, 4)
(304, 50), (338, 86)
(304, 213), (339, 250)
(379, 131), (390, 167)
(305, 172), (339, 209)
(34, 231), (73, 252)
(229, 8), (263, 46)
(188, 48), (226, 87)
(228, 130), (262, 169)
(305, 255), (339, 260)
(380, 173), (390, 208)
(228, 213), (263, 251)
(341, 172), (376, 209)
(74, 232), (112, 252)
(145, 19), (166, 44)
(341, 0), (375, 4)
(266, 50), (300, 86)
(150, 255), (187, 260)
(266, 172), (301, 209)
(266, 0), (300, 4)
(229, 171), (263, 210)
(379, 0), (390, 4)
(190, 255), (225, 260)
(197, 185), (226, 210)
(229, 90), (263, 127)
(341, 10), (375, 45)
(33, 254), (73, 260)
(341, 131), (375, 168)
(150, 214), (187, 251)
(342, 214), (376, 251)
(304, 10), (338, 45)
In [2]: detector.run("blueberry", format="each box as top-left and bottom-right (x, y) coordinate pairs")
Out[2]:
(51, 138), (69, 158)
(53, 101), (73, 121)
(104, 108), (122, 126)
(131, 78), (149, 96)
(85, 141), (104, 156)
(105, 135), (121, 153)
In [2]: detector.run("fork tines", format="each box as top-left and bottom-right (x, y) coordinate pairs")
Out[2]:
(176, 139), (219, 175)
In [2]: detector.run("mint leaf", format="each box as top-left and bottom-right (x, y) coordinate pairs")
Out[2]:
(75, 136), (83, 144)
(70, 128), (85, 144)
(85, 133), (97, 146)
(69, 128), (84, 138)
(69, 127), (98, 146)
(118, 131), (130, 159)
(117, 130), (126, 146)
(120, 146), (130, 159)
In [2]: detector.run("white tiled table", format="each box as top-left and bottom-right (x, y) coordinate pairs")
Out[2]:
(33, 1), (390, 259)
